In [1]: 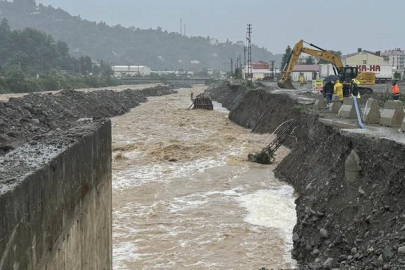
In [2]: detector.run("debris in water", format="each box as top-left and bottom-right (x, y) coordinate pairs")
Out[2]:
(189, 93), (213, 110)
(249, 120), (296, 165)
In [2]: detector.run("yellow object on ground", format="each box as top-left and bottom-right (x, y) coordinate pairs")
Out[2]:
(312, 79), (323, 91)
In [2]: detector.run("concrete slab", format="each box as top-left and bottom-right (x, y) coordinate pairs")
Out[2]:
(319, 118), (359, 129)
(380, 100), (405, 127)
(401, 118), (405, 133)
(338, 97), (357, 119)
(315, 94), (327, 108)
(329, 95), (342, 114)
(363, 98), (381, 124)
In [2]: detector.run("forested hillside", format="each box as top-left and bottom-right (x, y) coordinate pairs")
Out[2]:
(0, 0), (281, 70)
(0, 17), (118, 94)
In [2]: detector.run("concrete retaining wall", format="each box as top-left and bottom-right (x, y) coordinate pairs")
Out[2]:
(0, 120), (112, 270)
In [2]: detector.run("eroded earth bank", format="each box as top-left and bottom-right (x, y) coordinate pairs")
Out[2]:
(208, 83), (405, 270)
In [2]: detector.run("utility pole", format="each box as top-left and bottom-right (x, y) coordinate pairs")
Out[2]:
(243, 46), (247, 69)
(180, 18), (183, 35)
(246, 24), (253, 84)
(270, 60), (275, 79)
(230, 58), (234, 76)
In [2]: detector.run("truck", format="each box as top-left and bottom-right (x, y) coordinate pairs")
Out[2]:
(356, 65), (393, 83)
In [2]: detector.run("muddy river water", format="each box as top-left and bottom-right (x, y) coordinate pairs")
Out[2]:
(111, 85), (297, 269)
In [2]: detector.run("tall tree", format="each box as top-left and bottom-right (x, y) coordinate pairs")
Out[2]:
(0, 19), (10, 31)
(305, 56), (315, 65)
(79, 56), (93, 75)
(280, 45), (292, 71)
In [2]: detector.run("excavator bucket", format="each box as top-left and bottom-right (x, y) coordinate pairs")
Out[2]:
(277, 78), (296, 89)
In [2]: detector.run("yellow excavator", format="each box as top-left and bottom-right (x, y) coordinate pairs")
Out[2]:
(278, 40), (375, 94)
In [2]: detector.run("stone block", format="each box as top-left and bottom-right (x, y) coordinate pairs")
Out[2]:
(380, 100), (404, 127)
(338, 97), (357, 119)
(401, 117), (405, 132)
(362, 98), (381, 124)
(315, 94), (327, 108)
(329, 95), (342, 114)
(345, 150), (361, 183)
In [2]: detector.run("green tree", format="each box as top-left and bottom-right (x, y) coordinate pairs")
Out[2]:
(394, 72), (401, 80)
(79, 56), (93, 75)
(6, 69), (27, 93)
(99, 61), (114, 77)
(280, 45), (292, 71)
(234, 67), (242, 79)
(305, 56), (315, 65)
(0, 18), (10, 31)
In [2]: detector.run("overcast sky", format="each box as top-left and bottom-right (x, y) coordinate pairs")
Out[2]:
(36, 0), (404, 54)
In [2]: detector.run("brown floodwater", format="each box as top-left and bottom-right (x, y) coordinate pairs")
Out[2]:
(112, 85), (297, 269)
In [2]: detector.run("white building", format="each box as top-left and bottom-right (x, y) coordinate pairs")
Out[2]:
(291, 65), (320, 81)
(381, 48), (405, 78)
(344, 49), (393, 81)
(112, 66), (151, 77)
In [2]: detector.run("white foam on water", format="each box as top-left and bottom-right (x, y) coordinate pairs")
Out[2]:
(236, 186), (297, 265)
(113, 158), (225, 191)
(237, 186), (296, 231)
(212, 101), (230, 114)
(169, 194), (209, 213)
(113, 242), (145, 269)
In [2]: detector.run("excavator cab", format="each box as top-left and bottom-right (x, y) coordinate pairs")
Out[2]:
(339, 67), (358, 83)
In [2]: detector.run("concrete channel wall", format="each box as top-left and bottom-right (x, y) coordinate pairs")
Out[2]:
(0, 120), (112, 270)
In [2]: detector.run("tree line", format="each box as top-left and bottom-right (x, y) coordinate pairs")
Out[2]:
(0, 18), (119, 94)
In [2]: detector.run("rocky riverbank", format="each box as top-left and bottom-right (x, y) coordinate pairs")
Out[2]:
(207, 83), (405, 270)
(0, 86), (176, 155)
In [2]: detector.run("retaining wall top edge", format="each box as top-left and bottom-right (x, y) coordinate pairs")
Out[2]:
(0, 119), (110, 196)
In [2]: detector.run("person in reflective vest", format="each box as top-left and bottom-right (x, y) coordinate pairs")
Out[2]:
(351, 79), (361, 98)
(392, 81), (400, 100)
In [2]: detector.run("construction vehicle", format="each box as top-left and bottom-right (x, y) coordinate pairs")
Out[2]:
(278, 40), (375, 94)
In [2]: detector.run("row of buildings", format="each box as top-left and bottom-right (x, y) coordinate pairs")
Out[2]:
(247, 48), (405, 82)
(110, 48), (405, 82)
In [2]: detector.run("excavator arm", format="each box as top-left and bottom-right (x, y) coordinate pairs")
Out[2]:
(278, 40), (344, 89)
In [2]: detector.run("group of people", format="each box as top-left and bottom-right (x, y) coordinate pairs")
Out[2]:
(322, 79), (402, 104)
(322, 79), (360, 104)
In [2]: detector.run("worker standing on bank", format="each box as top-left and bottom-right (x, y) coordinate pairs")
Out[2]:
(334, 79), (343, 102)
(351, 79), (361, 98)
(323, 81), (334, 103)
(392, 81), (400, 100)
